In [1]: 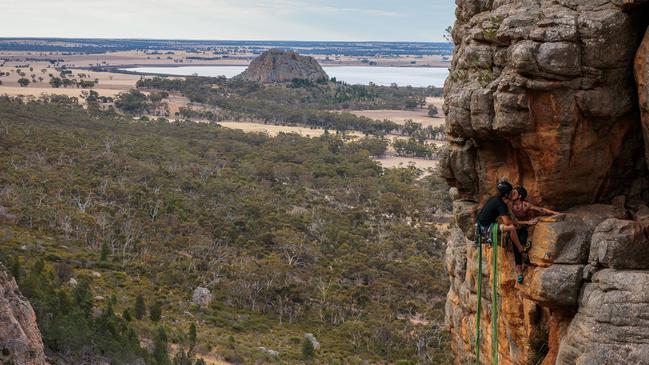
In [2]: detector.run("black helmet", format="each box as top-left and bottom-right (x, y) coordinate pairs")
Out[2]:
(497, 181), (513, 197)
(515, 186), (528, 201)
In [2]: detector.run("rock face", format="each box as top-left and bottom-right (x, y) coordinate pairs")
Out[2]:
(0, 263), (47, 365)
(442, 0), (649, 209)
(443, 1), (649, 364)
(556, 269), (649, 364)
(446, 204), (649, 364)
(237, 49), (328, 83)
(637, 27), (649, 168)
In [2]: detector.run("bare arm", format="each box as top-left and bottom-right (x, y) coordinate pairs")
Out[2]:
(527, 202), (560, 216)
(516, 219), (539, 226)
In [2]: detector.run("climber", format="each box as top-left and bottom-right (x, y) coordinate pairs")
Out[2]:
(510, 186), (560, 284)
(474, 180), (524, 365)
(475, 181), (526, 258)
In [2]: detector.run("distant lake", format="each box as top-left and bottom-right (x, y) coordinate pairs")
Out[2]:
(122, 66), (449, 87)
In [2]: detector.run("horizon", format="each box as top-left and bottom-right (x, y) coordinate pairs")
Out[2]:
(0, 36), (452, 44)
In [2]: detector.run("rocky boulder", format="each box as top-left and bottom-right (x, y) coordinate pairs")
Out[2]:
(237, 49), (328, 84)
(304, 333), (320, 350)
(556, 269), (649, 364)
(528, 215), (591, 267)
(523, 265), (584, 307)
(191, 287), (213, 308)
(0, 263), (47, 365)
(528, 205), (623, 267)
(452, 200), (478, 238)
(589, 218), (649, 269)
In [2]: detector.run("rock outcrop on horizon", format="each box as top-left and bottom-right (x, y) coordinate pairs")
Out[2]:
(237, 49), (328, 83)
(443, 0), (649, 364)
(0, 263), (47, 365)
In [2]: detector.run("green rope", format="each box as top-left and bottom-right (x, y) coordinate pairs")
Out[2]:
(474, 223), (501, 365)
(474, 234), (482, 364)
(491, 225), (499, 365)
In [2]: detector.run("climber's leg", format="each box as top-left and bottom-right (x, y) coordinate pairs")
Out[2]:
(517, 228), (530, 268)
(513, 242), (524, 283)
(508, 227), (529, 284)
(500, 224), (523, 251)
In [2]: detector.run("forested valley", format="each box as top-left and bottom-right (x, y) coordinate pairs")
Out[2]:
(0, 95), (451, 364)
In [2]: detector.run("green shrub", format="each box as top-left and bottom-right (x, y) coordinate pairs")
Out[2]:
(302, 338), (315, 360)
(15, 261), (147, 364)
(134, 294), (146, 320)
(152, 326), (171, 365)
(100, 241), (110, 262)
(122, 308), (132, 322)
(150, 300), (162, 322)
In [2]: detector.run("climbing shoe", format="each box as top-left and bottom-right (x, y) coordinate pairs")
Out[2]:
(517, 274), (524, 284)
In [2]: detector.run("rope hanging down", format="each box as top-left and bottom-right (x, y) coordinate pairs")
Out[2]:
(474, 223), (500, 365)
(491, 225), (499, 365)
(475, 230), (483, 363)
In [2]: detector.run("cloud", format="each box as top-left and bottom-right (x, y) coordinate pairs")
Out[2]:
(304, 6), (401, 17)
(0, 0), (451, 41)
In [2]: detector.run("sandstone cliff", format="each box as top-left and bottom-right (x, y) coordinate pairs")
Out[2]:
(0, 263), (47, 365)
(443, 0), (649, 364)
(237, 49), (329, 83)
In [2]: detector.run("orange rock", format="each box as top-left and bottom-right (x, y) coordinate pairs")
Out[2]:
(635, 27), (649, 168)
(444, 1), (649, 364)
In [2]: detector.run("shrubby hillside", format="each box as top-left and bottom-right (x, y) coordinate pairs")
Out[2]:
(0, 96), (451, 364)
(135, 76), (442, 135)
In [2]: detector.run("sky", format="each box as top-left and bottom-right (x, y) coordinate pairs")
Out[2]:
(1, 0), (456, 42)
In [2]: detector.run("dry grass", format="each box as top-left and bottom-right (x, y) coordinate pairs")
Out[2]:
(375, 156), (439, 170)
(0, 61), (141, 99)
(217, 121), (363, 138)
(348, 109), (443, 127)
(217, 121), (442, 171)
(346, 96), (445, 127)
(0, 86), (120, 98)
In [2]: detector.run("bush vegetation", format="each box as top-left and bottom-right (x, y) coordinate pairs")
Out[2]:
(3, 256), (205, 365)
(0, 96), (451, 364)
(136, 76), (443, 135)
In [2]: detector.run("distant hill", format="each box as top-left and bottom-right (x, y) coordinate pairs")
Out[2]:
(237, 49), (328, 83)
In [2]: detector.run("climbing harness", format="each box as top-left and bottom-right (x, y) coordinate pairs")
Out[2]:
(474, 222), (500, 365)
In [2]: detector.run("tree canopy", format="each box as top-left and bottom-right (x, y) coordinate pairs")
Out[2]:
(0, 96), (451, 364)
